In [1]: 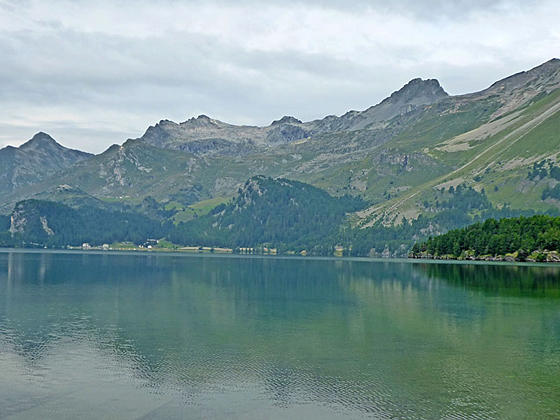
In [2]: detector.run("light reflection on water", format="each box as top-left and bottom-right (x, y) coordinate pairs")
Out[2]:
(1, 251), (560, 419)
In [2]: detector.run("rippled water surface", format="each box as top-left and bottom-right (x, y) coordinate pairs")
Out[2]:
(1, 251), (560, 419)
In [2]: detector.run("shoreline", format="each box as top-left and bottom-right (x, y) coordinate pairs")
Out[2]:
(0, 247), (558, 268)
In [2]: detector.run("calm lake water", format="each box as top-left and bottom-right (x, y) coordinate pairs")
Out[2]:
(1, 251), (559, 419)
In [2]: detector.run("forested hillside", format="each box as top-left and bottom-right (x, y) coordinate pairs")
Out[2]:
(1, 177), (554, 257)
(2, 200), (164, 248)
(410, 215), (560, 262)
(342, 184), (540, 256)
(169, 176), (365, 253)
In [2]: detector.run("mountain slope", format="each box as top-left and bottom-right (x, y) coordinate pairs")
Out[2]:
(357, 71), (560, 227)
(0, 132), (92, 195)
(169, 176), (365, 251)
(5, 199), (163, 247)
(2, 59), (560, 233)
(0, 78), (451, 211)
(138, 78), (448, 154)
(0, 139), (206, 212)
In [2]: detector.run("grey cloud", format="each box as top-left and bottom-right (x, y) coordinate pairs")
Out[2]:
(178, 0), (539, 19)
(0, 0), (558, 153)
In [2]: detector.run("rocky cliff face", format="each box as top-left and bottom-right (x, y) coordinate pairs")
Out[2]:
(457, 58), (560, 118)
(485, 58), (560, 95)
(139, 114), (310, 154)
(9, 200), (53, 238)
(311, 78), (449, 132)
(0, 132), (92, 195)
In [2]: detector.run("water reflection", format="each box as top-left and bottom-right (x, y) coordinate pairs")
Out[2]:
(1, 252), (560, 419)
(416, 261), (560, 297)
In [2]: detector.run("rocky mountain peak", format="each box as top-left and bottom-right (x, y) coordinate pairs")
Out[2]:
(271, 116), (302, 125)
(181, 114), (220, 128)
(31, 131), (56, 141)
(383, 78), (448, 106)
(19, 132), (59, 150)
(156, 119), (176, 126)
(0, 132), (92, 197)
(332, 78), (449, 131)
(540, 57), (560, 66)
(14, 132), (92, 158)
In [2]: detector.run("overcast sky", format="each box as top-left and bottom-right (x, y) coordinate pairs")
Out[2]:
(0, 0), (559, 153)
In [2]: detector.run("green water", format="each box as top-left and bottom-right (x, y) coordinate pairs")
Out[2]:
(1, 251), (559, 419)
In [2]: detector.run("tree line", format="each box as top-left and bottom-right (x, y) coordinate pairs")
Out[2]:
(1, 200), (163, 248)
(411, 215), (560, 260)
(0, 179), (557, 257)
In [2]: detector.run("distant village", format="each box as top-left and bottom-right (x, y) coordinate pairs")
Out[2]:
(69, 239), (282, 256)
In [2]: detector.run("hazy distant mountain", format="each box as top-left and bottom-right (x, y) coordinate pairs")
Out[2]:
(0, 132), (92, 195)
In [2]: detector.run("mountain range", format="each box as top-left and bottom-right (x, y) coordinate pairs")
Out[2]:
(1, 58), (560, 253)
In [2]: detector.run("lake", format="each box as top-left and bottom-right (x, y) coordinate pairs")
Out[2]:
(1, 250), (559, 419)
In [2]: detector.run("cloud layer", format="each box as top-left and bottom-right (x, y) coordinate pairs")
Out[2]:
(1, 0), (559, 152)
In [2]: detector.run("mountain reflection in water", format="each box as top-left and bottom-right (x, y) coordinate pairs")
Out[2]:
(1, 251), (559, 419)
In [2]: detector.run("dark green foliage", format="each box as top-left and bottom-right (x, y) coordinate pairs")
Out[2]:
(3, 178), (555, 258)
(542, 184), (560, 200)
(0, 231), (16, 247)
(418, 263), (560, 297)
(413, 215), (560, 258)
(10, 200), (164, 247)
(345, 217), (432, 257)
(528, 159), (551, 180)
(437, 184), (491, 211)
(170, 180), (538, 257)
(0, 215), (14, 247)
(169, 184), (204, 205)
(169, 176), (365, 252)
(0, 215), (9, 231)
(527, 159), (560, 200)
(528, 159), (560, 182)
(131, 196), (174, 220)
(346, 185), (536, 257)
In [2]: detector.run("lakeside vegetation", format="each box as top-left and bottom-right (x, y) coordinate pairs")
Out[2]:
(410, 215), (560, 262)
(2, 200), (161, 248)
(1, 177), (558, 259)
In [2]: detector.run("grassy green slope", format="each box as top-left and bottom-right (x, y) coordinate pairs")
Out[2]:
(356, 88), (560, 226)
